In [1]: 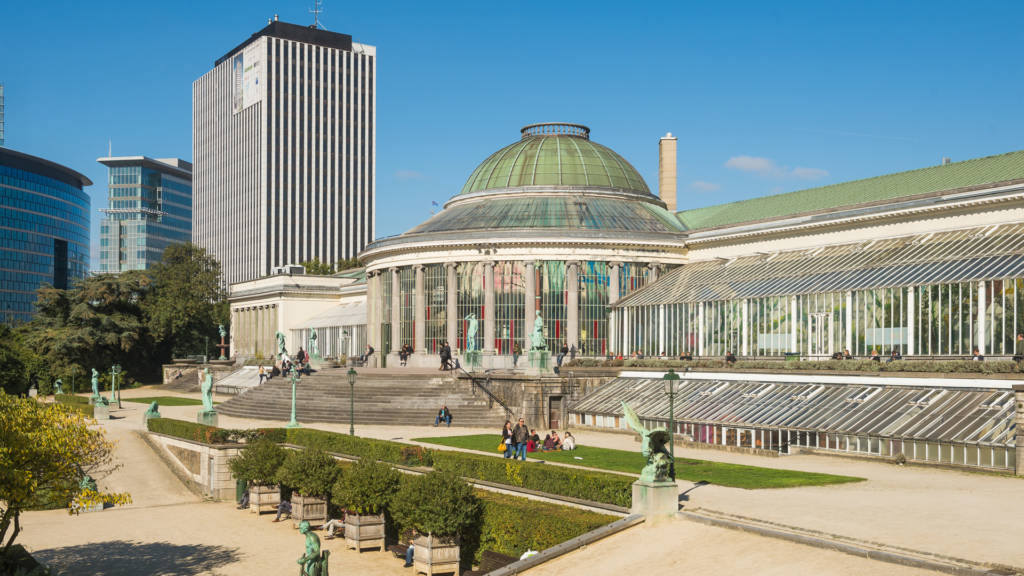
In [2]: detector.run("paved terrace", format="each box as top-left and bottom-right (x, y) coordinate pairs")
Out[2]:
(22, 384), (1024, 574)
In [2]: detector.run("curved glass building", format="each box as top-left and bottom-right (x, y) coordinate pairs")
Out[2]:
(0, 147), (91, 323)
(361, 123), (687, 367)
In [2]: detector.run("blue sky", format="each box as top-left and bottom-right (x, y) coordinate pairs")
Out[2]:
(4, 1), (1024, 264)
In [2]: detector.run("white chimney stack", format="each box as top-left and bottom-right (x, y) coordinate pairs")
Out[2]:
(658, 132), (678, 212)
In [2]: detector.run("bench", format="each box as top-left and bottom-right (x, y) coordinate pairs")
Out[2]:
(462, 550), (518, 576)
(389, 530), (415, 562)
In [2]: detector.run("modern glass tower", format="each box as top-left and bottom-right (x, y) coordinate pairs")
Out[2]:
(193, 19), (376, 285)
(97, 156), (192, 273)
(1, 84), (5, 147)
(0, 147), (91, 322)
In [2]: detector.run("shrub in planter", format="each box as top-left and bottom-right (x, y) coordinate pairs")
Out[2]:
(276, 448), (340, 527)
(392, 471), (481, 574)
(333, 458), (401, 551)
(229, 438), (286, 515)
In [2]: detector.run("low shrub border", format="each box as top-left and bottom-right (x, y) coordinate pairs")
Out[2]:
(146, 418), (285, 444)
(285, 428), (434, 466)
(54, 393), (91, 405)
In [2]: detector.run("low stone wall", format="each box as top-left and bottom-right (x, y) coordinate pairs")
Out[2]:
(459, 371), (612, 430)
(146, 432), (242, 500)
(161, 362), (236, 389)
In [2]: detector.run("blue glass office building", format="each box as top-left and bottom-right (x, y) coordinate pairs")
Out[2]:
(98, 157), (192, 273)
(0, 147), (91, 323)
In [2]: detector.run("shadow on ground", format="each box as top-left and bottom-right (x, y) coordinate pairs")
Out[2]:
(34, 540), (242, 576)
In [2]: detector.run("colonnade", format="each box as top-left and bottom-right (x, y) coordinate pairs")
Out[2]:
(231, 304), (278, 358)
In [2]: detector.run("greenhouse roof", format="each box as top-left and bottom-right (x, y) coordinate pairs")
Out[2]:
(677, 150), (1024, 231)
(615, 222), (1024, 306)
(573, 376), (1015, 446)
(459, 123), (652, 197)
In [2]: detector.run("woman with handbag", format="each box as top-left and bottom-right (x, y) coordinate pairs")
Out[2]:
(500, 420), (513, 458)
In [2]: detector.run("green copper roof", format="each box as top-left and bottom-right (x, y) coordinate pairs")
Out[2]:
(407, 195), (685, 235)
(677, 150), (1024, 231)
(459, 124), (651, 196)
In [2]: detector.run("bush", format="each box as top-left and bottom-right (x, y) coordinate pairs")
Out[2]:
(431, 450), (633, 508)
(146, 418), (285, 444)
(467, 491), (615, 562)
(285, 428), (434, 467)
(228, 438), (286, 486)
(392, 471), (480, 538)
(332, 457), (402, 514)
(275, 448), (340, 498)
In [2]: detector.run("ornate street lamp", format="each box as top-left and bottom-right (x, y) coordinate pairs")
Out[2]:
(663, 368), (679, 480)
(347, 368), (357, 436)
(286, 366), (301, 429)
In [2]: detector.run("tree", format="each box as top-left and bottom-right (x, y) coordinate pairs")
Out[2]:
(0, 326), (29, 395)
(335, 258), (363, 272)
(0, 392), (130, 561)
(144, 243), (227, 359)
(300, 258), (335, 275)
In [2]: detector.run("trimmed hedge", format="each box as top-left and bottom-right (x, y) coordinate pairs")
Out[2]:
(285, 428), (434, 466)
(431, 450), (633, 508)
(567, 357), (1024, 374)
(146, 418), (285, 444)
(55, 393), (91, 405)
(469, 490), (616, 562)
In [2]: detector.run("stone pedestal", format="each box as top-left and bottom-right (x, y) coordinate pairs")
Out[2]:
(631, 480), (678, 519)
(529, 349), (549, 370)
(464, 350), (482, 369)
(94, 402), (110, 421)
(197, 410), (219, 427)
(143, 413), (160, 426)
(89, 395), (102, 406)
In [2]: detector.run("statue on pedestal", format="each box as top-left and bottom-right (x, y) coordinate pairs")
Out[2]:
(54, 378), (63, 395)
(201, 368), (214, 412)
(465, 313), (479, 352)
(309, 329), (320, 359)
(144, 401), (161, 420)
(530, 310), (546, 350)
(297, 520), (329, 576)
(622, 401), (673, 482)
(90, 368), (100, 398)
(276, 331), (288, 359)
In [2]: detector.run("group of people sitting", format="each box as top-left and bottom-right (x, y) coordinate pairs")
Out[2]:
(398, 344), (413, 366)
(280, 346), (312, 375)
(528, 429), (575, 452)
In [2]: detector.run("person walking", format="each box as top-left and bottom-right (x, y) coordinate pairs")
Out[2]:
(501, 420), (513, 459)
(258, 364), (267, 385)
(512, 417), (530, 461)
(512, 344), (521, 368)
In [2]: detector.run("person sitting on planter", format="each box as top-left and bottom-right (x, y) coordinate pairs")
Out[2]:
(322, 512), (345, 540)
(402, 528), (419, 568)
(272, 497), (292, 522)
(237, 483), (250, 510)
(869, 348), (881, 362)
(842, 349), (854, 360)
(725, 351), (737, 365)
(562, 431), (576, 450)
(972, 348), (985, 361)
(888, 348), (903, 363)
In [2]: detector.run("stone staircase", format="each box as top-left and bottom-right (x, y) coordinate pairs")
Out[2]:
(215, 368), (510, 427)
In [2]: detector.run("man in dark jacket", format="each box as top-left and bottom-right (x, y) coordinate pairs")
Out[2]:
(512, 417), (530, 461)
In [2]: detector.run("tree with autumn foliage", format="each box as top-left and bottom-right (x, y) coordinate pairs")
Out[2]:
(0, 392), (130, 563)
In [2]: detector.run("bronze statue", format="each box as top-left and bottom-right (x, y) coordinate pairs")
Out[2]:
(276, 331), (288, 358)
(144, 401), (161, 420)
(622, 401), (673, 482)
(53, 378), (63, 395)
(297, 520), (329, 576)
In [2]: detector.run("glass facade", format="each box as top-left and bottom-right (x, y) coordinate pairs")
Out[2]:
(99, 159), (192, 273)
(0, 150), (90, 323)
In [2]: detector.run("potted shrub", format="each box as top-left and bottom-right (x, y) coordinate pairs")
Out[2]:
(228, 438), (286, 515)
(276, 447), (340, 528)
(332, 458), (401, 552)
(392, 471), (481, 575)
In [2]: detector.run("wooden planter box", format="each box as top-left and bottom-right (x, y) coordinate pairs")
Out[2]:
(250, 484), (280, 515)
(344, 513), (386, 552)
(413, 534), (460, 576)
(291, 493), (328, 528)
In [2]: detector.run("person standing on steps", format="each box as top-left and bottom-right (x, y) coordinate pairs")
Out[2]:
(512, 417), (530, 461)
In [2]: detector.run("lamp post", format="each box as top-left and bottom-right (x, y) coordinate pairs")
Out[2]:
(111, 364), (122, 408)
(663, 368), (680, 480)
(286, 366), (301, 428)
(347, 368), (357, 436)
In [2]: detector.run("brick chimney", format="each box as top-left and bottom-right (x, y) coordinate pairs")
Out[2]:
(658, 132), (677, 211)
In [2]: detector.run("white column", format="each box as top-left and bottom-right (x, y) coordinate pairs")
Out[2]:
(390, 267), (401, 354)
(483, 261), (496, 354)
(658, 304), (666, 355)
(524, 262), (536, 351)
(414, 264), (426, 354)
(978, 281), (987, 355)
(446, 263), (458, 348)
(741, 299), (749, 356)
(790, 297), (798, 353)
(623, 308), (630, 355)
(906, 286), (915, 356)
(566, 261), (580, 349)
(608, 262), (621, 356)
(845, 291), (854, 353)
(697, 303), (706, 357)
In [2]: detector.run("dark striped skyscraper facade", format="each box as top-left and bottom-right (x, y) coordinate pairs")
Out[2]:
(193, 20), (376, 285)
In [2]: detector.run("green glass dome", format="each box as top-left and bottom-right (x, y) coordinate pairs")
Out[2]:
(459, 123), (651, 196)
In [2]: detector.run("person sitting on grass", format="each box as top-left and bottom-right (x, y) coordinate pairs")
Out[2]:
(272, 498), (292, 522)
(527, 429), (540, 452)
(542, 433), (554, 451)
(322, 513), (345, 540)
(562, 431), (576, 450)
(550, 430), (562, 450)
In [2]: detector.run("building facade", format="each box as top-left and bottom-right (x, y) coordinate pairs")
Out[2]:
(0, 147), (91, 322)
(98, 156), (192, 272)
(0, 84), (5, 147)
(193, 19), (376, 285)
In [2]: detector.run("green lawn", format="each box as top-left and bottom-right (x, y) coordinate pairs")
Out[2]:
(123, 396), (220, 406)
(413, 434), (864, 490)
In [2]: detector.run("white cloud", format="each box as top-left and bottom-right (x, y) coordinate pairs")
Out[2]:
(724, 156), (828, 181)
(690, 180), (721, 192)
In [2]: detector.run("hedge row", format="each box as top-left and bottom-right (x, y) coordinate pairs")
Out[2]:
(55, 394), (91, 405)
(431, 450), (632, 508)
(146, 418), (285, 444)
(567, 358), (1024, 374)
(285, 428), (433, 466)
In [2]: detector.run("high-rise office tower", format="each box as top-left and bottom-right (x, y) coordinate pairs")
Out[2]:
(193, 19), (376, 285)
(1, 84), (6, 147)
(97, 156), (193, 272)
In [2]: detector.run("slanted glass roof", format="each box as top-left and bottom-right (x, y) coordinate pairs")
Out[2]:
(407, 195), (685, 235)
(459, 124), (651, 197)
(616, 223), (1024, 307)
(573, 377), (1015, 446)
